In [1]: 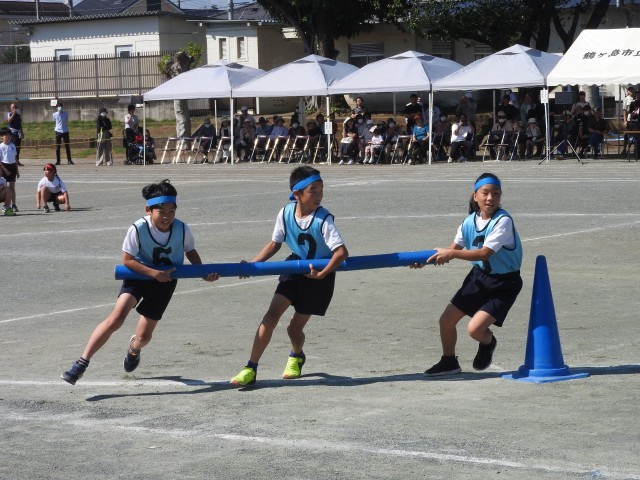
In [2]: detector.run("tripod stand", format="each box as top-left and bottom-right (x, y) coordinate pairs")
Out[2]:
(541, 138), (584, 165)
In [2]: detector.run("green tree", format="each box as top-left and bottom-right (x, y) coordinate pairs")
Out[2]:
(0, 43), (30, 64)
(256, 0), (410, 58)
(407, 0), (610, 53)
(157, 42), (203, 137)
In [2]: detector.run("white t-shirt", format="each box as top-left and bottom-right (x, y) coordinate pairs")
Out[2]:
(124, 113), (139, 131)
(272, 207), (344, 252)
(37, 176), (67, 194)
(0, 142), (17, 164)
(454, 214), (515, 253)
(122, 216), (195, 257)
(451, 123), (473, 143)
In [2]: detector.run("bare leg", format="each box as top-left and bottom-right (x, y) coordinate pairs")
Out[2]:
(438, 303), (466, 356)
(248, 294), (291, 364)
(467, 310), (496, 346)
(81, 294), (138, 360)
(287, 312), (312, 354)
(130, 315), (159, 351)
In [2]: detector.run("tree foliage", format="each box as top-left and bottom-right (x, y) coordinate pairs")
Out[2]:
(0, 43), (30, 64)
(407, 0), (610, 53)
(256, 0), (410, 58)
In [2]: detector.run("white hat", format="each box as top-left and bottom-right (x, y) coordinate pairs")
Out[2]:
(240, 105), (248, 111)
(528, 117), (537, 124)
(369, 126), (377, 133)
(464, 92), (473, 99)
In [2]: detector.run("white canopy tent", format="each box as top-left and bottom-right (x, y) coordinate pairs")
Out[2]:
(328, 51), (463, 164)
(547, 28), (640, 86)
(433, 44), (562, 162)
(233, 54), (358, 164)
(143, 61), (266, 164)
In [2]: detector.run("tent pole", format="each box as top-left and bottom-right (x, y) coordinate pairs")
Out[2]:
(326, 95), (331, 165)
(143, 102), (146, 166)
(544, 88), (550, 163)
(428, 90), (433, 165)
(230, 98), (234, 164)
(393, 92), (396, 120)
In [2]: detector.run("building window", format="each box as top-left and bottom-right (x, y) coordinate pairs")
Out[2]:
(116, 45), (133, 58)
(348, 43), (384, 68)
(473, 42), (493, 61)
(237, 37), (246, 59)
(431, 40), (453, 60)
(219, 38), (228, 59)
(55, 49), (72, 61)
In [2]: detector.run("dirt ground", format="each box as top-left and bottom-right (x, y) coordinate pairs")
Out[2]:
(1, 158), (639, 479)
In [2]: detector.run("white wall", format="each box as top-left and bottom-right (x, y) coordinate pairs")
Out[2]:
(29, 15), (205, 59)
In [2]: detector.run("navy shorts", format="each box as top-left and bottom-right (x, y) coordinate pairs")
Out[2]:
(275, 272), (336, 316)
(1, 163), (17, 182)
(451, 266), (522, 327)
(119, 279), (178, 321)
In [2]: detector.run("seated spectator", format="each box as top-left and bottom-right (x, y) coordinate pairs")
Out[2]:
(237, 105), (256, 127)
(448, 114), (474, 162)
(193, 118), (217, 161)
(363, 126), (385, 164)
(555, 110), (578, 158)
(256, 116), (272, 136)
(585, 106), (609, 159)
(306, 120), (323, 154)
(485, 111), (515, 160)
(409, 115), (429, 164)
(143, 129), (157, 162)
(237, 119), (257, 161)
(288, 118), (306, 138)
(432, 114), (451, 161)
(496, 95), (519, 122)
(339, 118), (359, 165)
(269, 117), (288, 139)
(570, 90), (590, 117)
(522, 117), (544, 158)
(216, 117), (234, 162)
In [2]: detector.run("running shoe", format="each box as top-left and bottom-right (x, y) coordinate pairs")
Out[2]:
(61, 361), (87, 385)
(11, 204), (18, 212)
(123, 335), (140, 372)
(424, 356), (462, 376)
(282, 353), (306, 379)
(230, 367), (256, 387)
(472, 336), (497, 371)
(3, 207), (15, 216)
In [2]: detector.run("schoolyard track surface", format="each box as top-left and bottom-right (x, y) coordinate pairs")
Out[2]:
(1, 158), (639, 480)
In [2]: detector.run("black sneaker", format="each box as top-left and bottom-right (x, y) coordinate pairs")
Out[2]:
(61, 361), (87, 385)
(123, 335), (140, 372)
(472, 336), (497, 371)
(424, 356), (461, 376)
(53, 202), (61, 212)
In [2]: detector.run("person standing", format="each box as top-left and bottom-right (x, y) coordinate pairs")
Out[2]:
(0, 127), (19, 214)
(124, 104), (139, 163)
(7, 103), (24, 166)
(53, 103), (73, 165)
(96, 107), (113, 166)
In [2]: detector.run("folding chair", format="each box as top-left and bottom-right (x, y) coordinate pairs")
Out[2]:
(287, 135), (310, 163)
(160, 137), (181, 164)
(481, 131), (504, 161)
(267, 136), (288, 163)
(249, 135), (269, 162)
(188, 136), (214, 164)
(214, 136), (232, 163)
(390, 135), (411, 164)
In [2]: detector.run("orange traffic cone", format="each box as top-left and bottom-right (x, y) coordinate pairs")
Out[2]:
(503, 255), (589, 383)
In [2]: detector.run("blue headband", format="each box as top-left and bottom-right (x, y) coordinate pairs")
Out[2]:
(147, 195), (177, 207)
(474, 177), (501, 191)
(289, 174), (322, 200)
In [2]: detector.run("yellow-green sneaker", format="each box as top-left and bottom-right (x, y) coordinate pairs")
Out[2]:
(230, 367), (256, 387)
(282, 353), (306, 379)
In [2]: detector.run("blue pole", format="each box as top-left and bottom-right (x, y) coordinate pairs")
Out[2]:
(114, 249), (437, 280)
